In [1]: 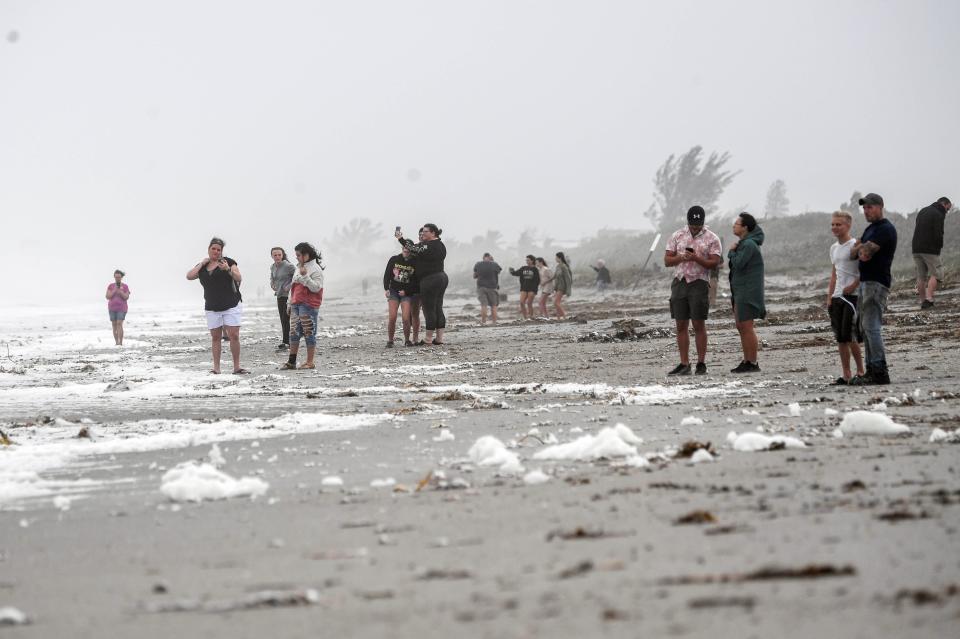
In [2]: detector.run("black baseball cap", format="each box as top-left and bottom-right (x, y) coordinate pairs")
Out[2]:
(858, 193), (884, 207)
(687, 205), (705, 225)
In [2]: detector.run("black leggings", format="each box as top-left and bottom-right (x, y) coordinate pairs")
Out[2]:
(277, 296), (290, 344)
(419, 272), (448, 330)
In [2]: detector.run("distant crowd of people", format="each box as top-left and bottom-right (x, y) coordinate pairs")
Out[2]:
(106, 195), (952, 385)
(472, 251), (573, 323)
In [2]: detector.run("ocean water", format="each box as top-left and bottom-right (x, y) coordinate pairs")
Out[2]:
(0, 295), (751, 509)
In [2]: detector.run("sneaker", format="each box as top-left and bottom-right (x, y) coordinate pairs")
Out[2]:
(731, 361), (761, 374)
(667, 363), (692, 376)
(404, 340), (414, 347)
(832, 377), (848, 385)
(921, 300), (934, 310)
(848, 373), (873, 386)
(695, 362), (707, 375)
(386, 341), (395, 348)
(730, 361), (749, 373)
(280, 361), (296, 370)
(277, 343), (289, 350)
(871, 368), (891, 385)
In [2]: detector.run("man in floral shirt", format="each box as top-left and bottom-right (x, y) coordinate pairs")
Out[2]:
(663, 205), (723, 376)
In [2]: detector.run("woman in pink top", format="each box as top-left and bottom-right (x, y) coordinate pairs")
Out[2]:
(105, 269), (130, 346)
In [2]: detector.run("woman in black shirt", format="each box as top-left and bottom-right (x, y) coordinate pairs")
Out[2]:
(396, 223), (447, 345)
(185, 237), (247, 374)
(508, 255), (541, 320)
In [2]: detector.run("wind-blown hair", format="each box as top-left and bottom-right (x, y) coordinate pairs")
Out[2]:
(294, 242), (325, 269)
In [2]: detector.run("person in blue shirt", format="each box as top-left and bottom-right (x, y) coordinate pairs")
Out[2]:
(848, 193), (897, 385)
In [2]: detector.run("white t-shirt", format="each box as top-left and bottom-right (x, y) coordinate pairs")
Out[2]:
(830, 239), (859, 298)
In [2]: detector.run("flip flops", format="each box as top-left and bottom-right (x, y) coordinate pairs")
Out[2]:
(233, 368), (250, 375)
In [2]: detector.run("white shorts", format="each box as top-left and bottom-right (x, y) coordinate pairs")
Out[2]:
(205, 303), (243, 330)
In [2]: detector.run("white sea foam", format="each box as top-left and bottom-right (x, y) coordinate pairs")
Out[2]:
(690, 449), (714, 464)
(0, 412), (392, 507)
(468, 436), (524, 475)
(726, 431), (806, 452)
(837, 411), (910, 437)
(522, 469), (551, 485)
(160, 461), (268, 502)
(533, 424), (641, 461)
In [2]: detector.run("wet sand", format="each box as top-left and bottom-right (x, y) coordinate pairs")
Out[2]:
(2, 280), (959, 638)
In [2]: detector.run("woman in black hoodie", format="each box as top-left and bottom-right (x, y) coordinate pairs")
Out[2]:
(508, 254), (541, 320)
(396, 223), (447, 345)
(382, 246), (420, 347)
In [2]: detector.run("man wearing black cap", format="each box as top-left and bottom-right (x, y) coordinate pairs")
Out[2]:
(849, 193), (897, 385)
(663, 205), (723, 375)
(912, 197), (952, 310)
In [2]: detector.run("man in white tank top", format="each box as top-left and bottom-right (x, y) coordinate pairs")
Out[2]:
(827, 212), (865, 384)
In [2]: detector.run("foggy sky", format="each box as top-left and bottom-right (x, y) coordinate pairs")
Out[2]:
(1, 0), (958, 305)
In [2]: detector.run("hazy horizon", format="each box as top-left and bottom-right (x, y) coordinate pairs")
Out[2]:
(2, 0), (957, 305)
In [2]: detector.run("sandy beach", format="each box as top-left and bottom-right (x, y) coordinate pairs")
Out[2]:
(1, 280), (959, 638)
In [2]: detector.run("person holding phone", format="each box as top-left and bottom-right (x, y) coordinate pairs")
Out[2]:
(105, 269), (130, 346)
(396, 223), (447, 345)
(663, 206), (722, 376)
(186, 237), (246, 374)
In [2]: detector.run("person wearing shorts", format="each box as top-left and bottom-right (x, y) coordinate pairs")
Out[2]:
(508, 255), (541, 320)
(474, 252), (502, 325)
(383, 246), (419, 347)
(186, 237), (246, 374)
(105, 269), (130, 346)
(911, 197), (952, 310)
(664, 206), (722, 376)
(827, 212), (864, 385)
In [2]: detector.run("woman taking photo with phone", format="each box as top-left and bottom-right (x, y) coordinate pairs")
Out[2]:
(186, 237), (246, 374)
(396, 223), (447, 345)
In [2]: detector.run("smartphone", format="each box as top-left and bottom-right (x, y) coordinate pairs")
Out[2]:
(395, 226), (402, 233)
(684, 247), (695, 253)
